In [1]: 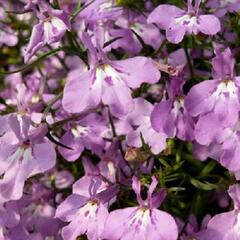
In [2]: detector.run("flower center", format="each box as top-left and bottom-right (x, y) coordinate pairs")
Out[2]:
(129, 208), (151, 230)
(96, 64), (121, 87)
(71, 125), (89, 138)
(79, 200), (98, 219)
(215, 80), (237, 99)
(174, 14), (197, 27)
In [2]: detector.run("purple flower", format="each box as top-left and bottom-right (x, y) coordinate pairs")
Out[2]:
(0, 8), (18, 47)
(0, 201), (20, 239)
(62, 33), (160, 117)
(102, 176), (178, 240)
(207, 0), (240, 17)
(73, 139), (130, 196)
(185, 48), (240, 131)
(58, 113), (107, 161)
(177, 214), (210, 240)
(0, 114), (56, 203)
(79, 0), (123, 24)
(24, 2), (70, 62)
(151, 72), (194, 141)
(14, 182), (63, 239)
(199, 184), (240, 239)
(124, 98), (168, 154)
(193, 120), (240, 176)
(0, 24), (18, 47)
(148, 0), (221, 43)
(56, 178), (118, 240)
(71, 156), (115, 198)
(105, 14), (164, 53)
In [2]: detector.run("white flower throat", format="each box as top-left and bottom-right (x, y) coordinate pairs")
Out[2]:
(95, 64), (122, 87)
(129, 208), (151, 230)
(71, 125), (89, 138)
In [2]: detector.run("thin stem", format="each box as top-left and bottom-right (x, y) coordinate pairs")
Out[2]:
(49, 108), (96, 130)
(108, 109), (117, 138)
(0, 47), (64, 75)
(42, 92), (63, 122)
(46, 45), (69, 71)
(70, 0), (95, 22)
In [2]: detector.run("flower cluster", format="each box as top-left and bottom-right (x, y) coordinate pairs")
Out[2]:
(0, 0), (240, 239)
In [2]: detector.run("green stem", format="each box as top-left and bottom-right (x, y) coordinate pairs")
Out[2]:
(0, 47), (64, 75)
(42, 92), (63, 122)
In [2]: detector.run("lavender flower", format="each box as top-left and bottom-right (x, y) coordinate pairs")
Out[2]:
(62, 33), (160, 117)
(24, 2), (70, 62)
(186, 48), (240, 144)
(199, 184), (240, 239)
(124, 98), (168, 154)
(148, 0), (221, 43)
(56, 178), (118, 240)
(151, 71), (194, 142)
(0, 115), (56, 203)
(103, 176), (178, 240)
(58, 112), (107, 161)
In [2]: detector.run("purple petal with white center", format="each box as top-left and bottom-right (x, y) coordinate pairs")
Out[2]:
(55, 194), (88, 222)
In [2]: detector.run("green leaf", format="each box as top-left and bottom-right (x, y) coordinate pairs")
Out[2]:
(190, 178), (218, 191)
(200, 161), (217, 177)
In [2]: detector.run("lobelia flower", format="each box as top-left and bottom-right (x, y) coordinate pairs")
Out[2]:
(73, 140), (128, 198)
(55, 177), (119, 240)
(24, 1), (70, 63)
(147, 0), (221, 43)
(58, 112), (107, 161)
(100, 139), (132, 184)
(0, 114), (56, 203)
(0, 8), (18, 47)
(192, 120), (240, 178)
(102, 13), (164, 54)
(95, 24), (142, 55)
(151, 71), (194, 142)
(0, 201), (20, 239)
(185, 48), (240, 139)
(176, 214), (211, 240)
(185, 49), (240, 174)
(198, 184), (240, 240)
(16, 182), (63, 239)
(0, 24), (18, 47)
(62, 33), (160, 117)
(124, 97), (168, 155)
(129, 15), (164, 50)
(207, 0), (240, 17)
(78, 0), (123, 24)
(70, 156), (114, 198)
(6, 223), (45, 240)
(102, 176), (178, 240)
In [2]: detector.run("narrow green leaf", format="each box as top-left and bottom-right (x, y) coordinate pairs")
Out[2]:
(190, 178), (218, 191)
